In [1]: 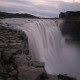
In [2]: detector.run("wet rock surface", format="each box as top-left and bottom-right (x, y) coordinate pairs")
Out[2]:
(0, 25), (76, 80)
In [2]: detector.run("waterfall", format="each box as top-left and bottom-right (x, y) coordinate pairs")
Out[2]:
(21, 19), (80, 80)
(1, 19), (80, 80)
(21, 20), (66, 74)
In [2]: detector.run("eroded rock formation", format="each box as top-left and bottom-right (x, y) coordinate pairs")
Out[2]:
(0, 25), (46, 80)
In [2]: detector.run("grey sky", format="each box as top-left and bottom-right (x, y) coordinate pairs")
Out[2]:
(0, 0), (80, 17)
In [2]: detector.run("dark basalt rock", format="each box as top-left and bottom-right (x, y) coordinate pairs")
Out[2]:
(0, 26), (28, 80)
(60, 19), (80, 44)
(59, 11), (80, 19)
(59, 11), (80, 43)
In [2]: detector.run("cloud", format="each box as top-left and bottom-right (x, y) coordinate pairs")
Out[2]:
(0, 0), (80, 17)
(59, 2), (80, 12)
(62, 0), (80, 3)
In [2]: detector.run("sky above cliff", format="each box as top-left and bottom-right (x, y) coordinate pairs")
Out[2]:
(0, 0), (80, 17)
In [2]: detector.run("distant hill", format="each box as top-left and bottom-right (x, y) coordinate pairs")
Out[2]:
(0, 12), (39, 18)
(59, 11), (80, 19)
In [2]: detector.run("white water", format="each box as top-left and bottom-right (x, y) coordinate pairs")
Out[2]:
(1, 19), (80, 80)
(21, 20), (80, 80)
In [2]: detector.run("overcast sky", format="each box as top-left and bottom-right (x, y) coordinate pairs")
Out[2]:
(0, 0), (80, 17)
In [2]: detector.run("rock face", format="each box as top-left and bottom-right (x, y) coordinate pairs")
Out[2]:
(0, 25), (76, 80)
(0, 25), (46, 80)
(0, 25), (28, 80)
(60, 18), (80, 43)
(59, 11), (80, 19)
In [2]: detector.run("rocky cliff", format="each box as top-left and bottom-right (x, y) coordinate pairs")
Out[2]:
(59, 11), (80, 43)
(59, 11), (80, 19)
(0, 25), (45, 80)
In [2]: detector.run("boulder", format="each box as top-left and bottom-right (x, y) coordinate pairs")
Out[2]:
(18, 66), (45, 80)
(13, 54), (30, 67)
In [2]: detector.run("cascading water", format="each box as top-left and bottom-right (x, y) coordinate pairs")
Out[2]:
(22, 20), (80, 80)
(1, 19), (80, 80)
(23, 20), (64, 62)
